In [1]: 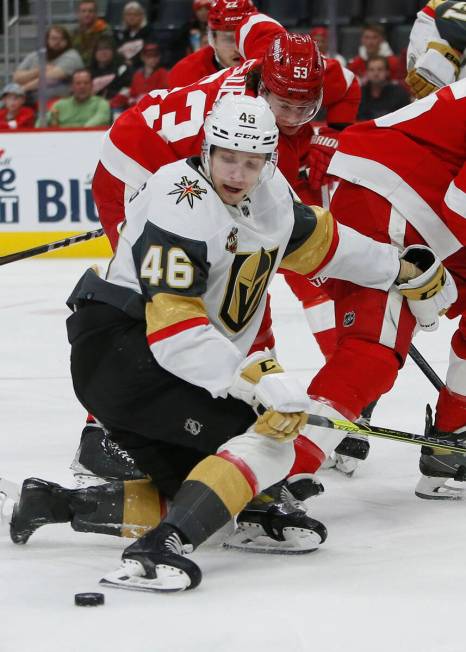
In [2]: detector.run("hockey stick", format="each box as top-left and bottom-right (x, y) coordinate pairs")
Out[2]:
(408, 343), (445, 392)
(306, 413), (464, 453)
(0, 228), (105, 266)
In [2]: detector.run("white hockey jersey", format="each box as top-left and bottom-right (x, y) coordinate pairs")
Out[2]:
(93, 158), (400, 399)
(408, 1), (466, 80)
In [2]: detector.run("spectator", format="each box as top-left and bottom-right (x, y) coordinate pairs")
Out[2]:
(89, 36), (134, 115)
(310, 27), (346, 66)
(0, 83), (35, 129)
(45, 69), (111, 127)
(13, 25), (83, 102)
(357, 56), (411, 121)
(348, 24), (400, 82)
(129, 42), (169, 104)
(114, 2), (156, 66)
(72, 0), (113, 66)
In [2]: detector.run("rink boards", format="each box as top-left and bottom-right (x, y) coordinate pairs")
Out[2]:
(0, 128), (112, 258)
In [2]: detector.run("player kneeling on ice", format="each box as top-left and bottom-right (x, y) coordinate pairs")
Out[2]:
(4, 94), (447, 592)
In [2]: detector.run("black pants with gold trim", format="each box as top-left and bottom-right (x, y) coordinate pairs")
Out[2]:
(67, 303), (256, 499)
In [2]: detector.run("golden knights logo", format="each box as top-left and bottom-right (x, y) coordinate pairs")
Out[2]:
(225, 227), (238, 254)
(168, 176), (207, 208)
(220, 247), (278, 333)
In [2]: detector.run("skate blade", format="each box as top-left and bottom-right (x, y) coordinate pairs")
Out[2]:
(223, 523), (321, 555)
(415, 487), (464, 500)
(415, 477), (465, 501)
(100, 559), (191, 593)
(0, 479), (20, 534)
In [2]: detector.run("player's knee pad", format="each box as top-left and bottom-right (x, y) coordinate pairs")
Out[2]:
(217, 430), (296, 493)
(309, 338), (400, 419)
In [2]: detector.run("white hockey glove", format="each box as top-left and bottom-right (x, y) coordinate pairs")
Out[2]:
(229, 351), (309, 442)
(397, 245), (458, 332)
(406, 41), (461, 98)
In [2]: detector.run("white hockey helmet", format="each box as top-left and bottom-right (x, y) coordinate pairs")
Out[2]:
(201, 93), (279, 183)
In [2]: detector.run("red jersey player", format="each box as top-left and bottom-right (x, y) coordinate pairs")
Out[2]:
(289, 80), (466, 501)
(168, 0), (258, 89)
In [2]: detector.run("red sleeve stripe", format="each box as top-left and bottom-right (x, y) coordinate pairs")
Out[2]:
(216, 450), (259, 495)
(422, 5), (436, 18)
(147, 316), (209, 345)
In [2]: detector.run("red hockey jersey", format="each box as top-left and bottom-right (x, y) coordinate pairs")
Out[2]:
(167, 45), (220, 89)
(328, 80), (466, 258)
(98, 15), (360, 198)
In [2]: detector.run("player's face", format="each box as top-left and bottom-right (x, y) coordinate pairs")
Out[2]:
(210, 147), (266, 204)
(213, 31), (242, 68)
(264, 91), (316, 135)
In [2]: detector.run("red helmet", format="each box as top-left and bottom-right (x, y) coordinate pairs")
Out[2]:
(208, 0), (257, 32)
(261, 32), (324, 103)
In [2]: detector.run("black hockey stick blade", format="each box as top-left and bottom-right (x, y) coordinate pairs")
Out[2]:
(306, 414), (466, 454)
(0, 228), (105, 266)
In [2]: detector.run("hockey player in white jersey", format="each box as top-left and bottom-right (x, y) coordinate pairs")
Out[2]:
(407, 1), (466, 97)
(6, 95), (447, 590)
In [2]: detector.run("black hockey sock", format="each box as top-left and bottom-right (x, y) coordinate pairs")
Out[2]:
(164, 454), (254, 549)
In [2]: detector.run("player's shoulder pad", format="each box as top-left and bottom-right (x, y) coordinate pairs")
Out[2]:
(281, 201), (336, 275)
(435, 1), (466, 52)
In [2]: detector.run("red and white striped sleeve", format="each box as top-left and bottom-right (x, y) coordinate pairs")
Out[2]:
(443, 162), (466, 245)
(236, 12), (284, 61)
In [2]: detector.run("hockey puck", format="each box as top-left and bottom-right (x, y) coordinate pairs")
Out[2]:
(74, 592), (105, 607)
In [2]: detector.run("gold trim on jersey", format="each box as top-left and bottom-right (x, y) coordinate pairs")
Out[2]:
(219, 247), (279, 334)
(122, 479), (162, 539)
(426, 0), (447, 10)
(146, 293), (208, 335)
(186, 455), (253, 516)
(279, 207), (335, 276)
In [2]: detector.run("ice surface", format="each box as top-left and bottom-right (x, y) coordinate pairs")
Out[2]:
(0, 260), (464, 652)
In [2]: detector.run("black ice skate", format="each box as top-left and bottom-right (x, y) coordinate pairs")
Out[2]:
(324, 401), (375, 476)
(10, 477), (73, 544)
(415, 405), (466, 500)
(70, 424), (146, 486)
(100, 523), (202, 593)
(223, 476), (327, 554)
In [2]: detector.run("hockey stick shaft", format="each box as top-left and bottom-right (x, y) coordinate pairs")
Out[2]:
(0, 228), (105, 266)
(306, 413), (464, 453)
(408, 343), (445, 391)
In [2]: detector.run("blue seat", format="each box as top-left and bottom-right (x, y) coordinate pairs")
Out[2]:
(260, 0), (310, 27)
(154, 0), (193, 29)
(365, 0), (418, 25)
(389, 23), (412, 55)
(337, 25), (362, 62)
(311, 0), (362, 26)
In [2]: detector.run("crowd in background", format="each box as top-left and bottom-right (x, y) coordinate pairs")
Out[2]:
(0, 0), (413, 130)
